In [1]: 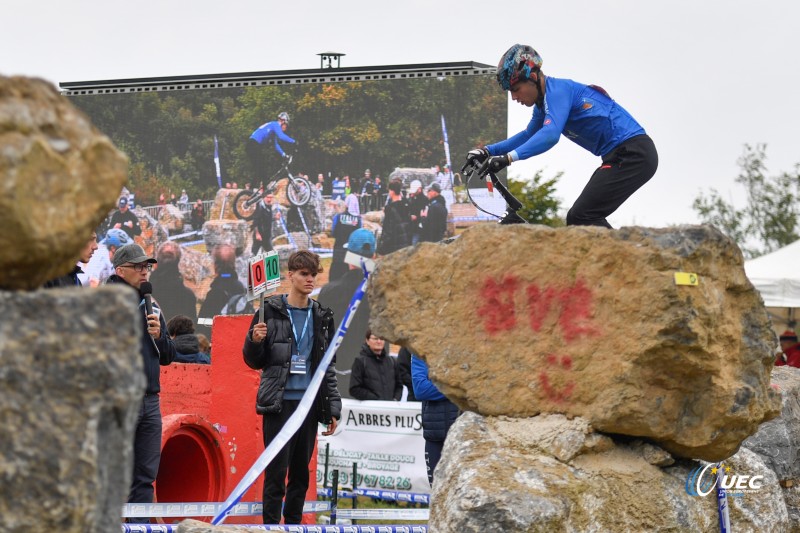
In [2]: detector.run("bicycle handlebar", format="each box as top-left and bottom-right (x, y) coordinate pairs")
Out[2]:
(464, 158), (527, 225)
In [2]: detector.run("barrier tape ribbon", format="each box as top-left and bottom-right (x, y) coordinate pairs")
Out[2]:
(211, 270), (370, 525)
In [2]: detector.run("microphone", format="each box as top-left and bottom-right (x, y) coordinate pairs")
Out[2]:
(140, 281), (154, 316)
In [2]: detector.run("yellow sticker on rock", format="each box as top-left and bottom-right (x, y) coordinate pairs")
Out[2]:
(674, 272), (699, 286)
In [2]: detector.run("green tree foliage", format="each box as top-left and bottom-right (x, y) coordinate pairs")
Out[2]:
(506, 170), (564, 226)
(70, 76), (506, 205)
(693, 144), (800, 258)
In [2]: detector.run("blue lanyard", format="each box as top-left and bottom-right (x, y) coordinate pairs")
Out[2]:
(286, 300), (313, 348)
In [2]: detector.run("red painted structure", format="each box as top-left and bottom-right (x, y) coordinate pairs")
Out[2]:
(155, 315), (318, 525)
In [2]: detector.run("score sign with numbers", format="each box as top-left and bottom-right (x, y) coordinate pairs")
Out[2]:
(248, 251), (281, 299)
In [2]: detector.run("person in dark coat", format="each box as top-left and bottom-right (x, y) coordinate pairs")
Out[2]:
(197, 244), (245, 340)
(328, 201), (362, 282)
(43, 230), (98, 288)
(396, 347), (417, 401)
(349, 329), (402, 401)
(317, 228), (376, 397)
(167, 315), (210, 364)
(149, 241), (197, 324)
(105, 243), (176, 519)
(376, 178), (411, 256)
(251, 194), (274, 255)
(419, 182), (448, 243)
(411, 354), (460, 486)
(242, 250), (340, 525)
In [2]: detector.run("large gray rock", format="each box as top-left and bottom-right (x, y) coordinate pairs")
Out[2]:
(0, 286), (143, 533)
(368, 224), (780, 460)
(743, 366), (800, 529)
(744, 366), (800, 480)
(0, 76), (128, 289)
(430, 412), (790, 532)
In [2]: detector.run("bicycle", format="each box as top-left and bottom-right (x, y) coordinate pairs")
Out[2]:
(233, 155), (313, 220)
(462, 157), (528, 225)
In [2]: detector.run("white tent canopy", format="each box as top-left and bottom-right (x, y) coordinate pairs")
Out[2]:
(744, 239), (800, 308)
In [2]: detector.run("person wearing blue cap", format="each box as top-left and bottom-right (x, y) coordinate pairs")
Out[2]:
(317, 228), (377, 397)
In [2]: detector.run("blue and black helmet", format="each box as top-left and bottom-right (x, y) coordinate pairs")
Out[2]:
(496, 44), (543, 91)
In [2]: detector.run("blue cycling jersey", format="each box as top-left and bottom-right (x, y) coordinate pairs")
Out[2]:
(488, 77), (645, 160)
(250, 120), (296, 156)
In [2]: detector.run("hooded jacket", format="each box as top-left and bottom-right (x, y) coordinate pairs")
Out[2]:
(242, 294), (341, 423)
(349, 343), (402, 401)
(173, 333), (210, 364)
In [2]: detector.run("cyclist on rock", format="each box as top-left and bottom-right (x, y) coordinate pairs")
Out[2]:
(465, 44), (658, 228)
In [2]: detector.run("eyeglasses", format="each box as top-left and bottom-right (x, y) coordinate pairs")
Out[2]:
(120, 263), (153, 273)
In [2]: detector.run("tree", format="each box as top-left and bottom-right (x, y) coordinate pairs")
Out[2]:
(506, 170), (564, 227)
(693, 144), (800, 258)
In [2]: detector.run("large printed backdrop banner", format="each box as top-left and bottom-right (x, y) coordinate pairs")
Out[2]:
(318, 399), (428, 495)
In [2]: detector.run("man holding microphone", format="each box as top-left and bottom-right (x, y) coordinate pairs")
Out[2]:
(106, 243), (176, 521)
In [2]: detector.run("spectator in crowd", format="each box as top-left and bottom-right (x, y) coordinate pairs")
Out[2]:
(149, 241), (197, 324)
(315, 173), (324, 191)
(197, 333), (211, 359)
(331, 175), (346, 201)
(251, 193), (275, 256)
(437, 164), (456, 209)
(167, 315), (210, 364)
(360, 169), (374, 211)
(350, 329), (402, 401)
(775, 330), (800, 368)
(412, 354), (460, 486)
(190, 199), (206, 231)
(344, 175), (352, 196)
(106, 243), (176, 520)
(419, 182), (448, 243)
(95, 228), (132, 284)
(328, 199), (363, 283)
(197, 244), (245, 340)
(242, 250), (340, 525)
(396, 347), (417, 401)
(372, 175), (384, 209)
(109, 197), (141, 241)
(318, 228), (376, 397)
(407, 180), (429, 245)
(376, 178), (411, 256)
(43, 230), (98, 288)
(178, 189), (189, 208)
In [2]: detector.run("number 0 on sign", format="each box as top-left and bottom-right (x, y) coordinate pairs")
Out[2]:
(249, 255), (267, 295)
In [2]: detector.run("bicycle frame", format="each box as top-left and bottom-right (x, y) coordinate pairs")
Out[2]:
(463, 159), (527, 225)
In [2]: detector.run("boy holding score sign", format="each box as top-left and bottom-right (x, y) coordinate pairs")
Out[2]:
(242, 250), (341, 525)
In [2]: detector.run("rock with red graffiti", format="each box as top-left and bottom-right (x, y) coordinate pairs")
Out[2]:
(368, 223), (780, 461)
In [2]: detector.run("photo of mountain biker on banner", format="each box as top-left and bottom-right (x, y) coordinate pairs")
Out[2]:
(237, 112), (313, 216)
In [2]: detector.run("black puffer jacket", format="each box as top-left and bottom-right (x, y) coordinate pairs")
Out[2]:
(349, 343), (402, 401)
(242, 295), (341, 423)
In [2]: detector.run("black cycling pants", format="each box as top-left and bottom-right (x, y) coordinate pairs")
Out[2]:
(566, 134), (658, 228)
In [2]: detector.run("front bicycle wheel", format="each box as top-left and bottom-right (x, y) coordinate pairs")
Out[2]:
(286, 178), (312, 207)
(232, 189), (258, 220)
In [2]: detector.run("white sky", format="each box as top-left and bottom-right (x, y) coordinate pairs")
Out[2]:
(4, 0), (799, 228)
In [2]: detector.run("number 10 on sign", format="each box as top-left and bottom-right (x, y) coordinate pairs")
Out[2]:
(248, 251), (280, 299)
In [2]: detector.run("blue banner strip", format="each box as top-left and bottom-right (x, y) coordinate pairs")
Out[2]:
(123, 526), (428, 532)
(317, 488), (430, 505)
(122, 500), (330, 518)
